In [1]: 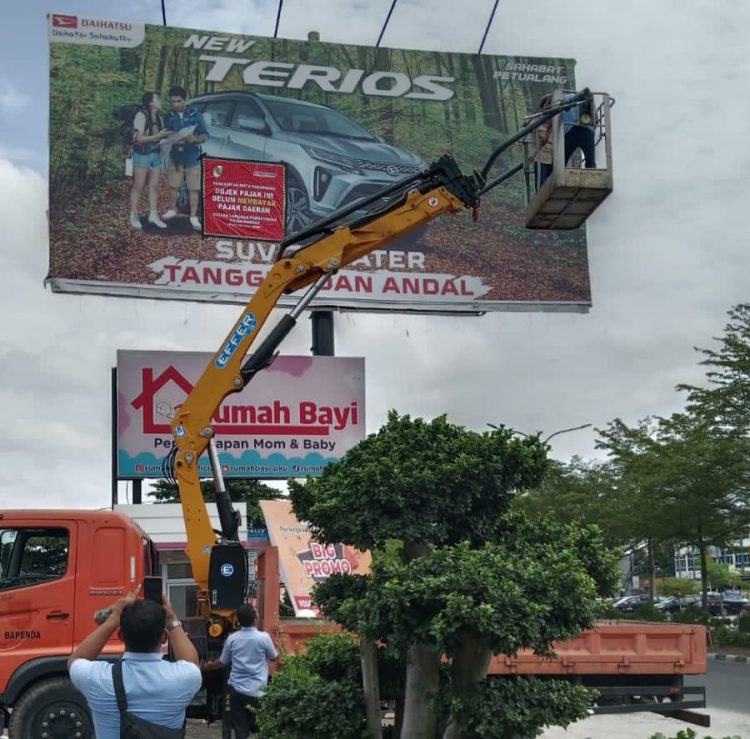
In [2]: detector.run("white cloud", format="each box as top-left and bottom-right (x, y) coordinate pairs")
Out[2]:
(0, 80), (29, 119)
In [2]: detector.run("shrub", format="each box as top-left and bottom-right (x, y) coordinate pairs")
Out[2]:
(649, 729), (740, 739)
(301, 631), (362, 684)
(257, 633), (368, 739)
(630, 604), (666, 622)
(445, 676), (593, 738)
(713, 627), (750, 649)
(671, 606), (710, 626)
(737, 612), (750, 634)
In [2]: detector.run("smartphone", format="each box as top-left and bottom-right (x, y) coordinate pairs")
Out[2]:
(143, 575), (163, 604)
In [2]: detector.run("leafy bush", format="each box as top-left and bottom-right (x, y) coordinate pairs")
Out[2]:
(599, 603), (623, 619)
(444, 676), (593, 738)
(671, 606), (710, 626)
(737, 612), (750, 633)
(606, 604), (666, 622)
(301, 631), (362, 684)
(649, 728), (740, 739)
(257, 633), (368, 739)
(713, 627), (750, 649)
(710, 617), (733, 630)
(630, 604), (666, 622)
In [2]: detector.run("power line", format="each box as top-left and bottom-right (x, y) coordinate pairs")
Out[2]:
(478, 0), (500, 54)
(376, 0), (399, 48)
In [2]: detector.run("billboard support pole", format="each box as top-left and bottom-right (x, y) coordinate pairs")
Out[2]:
(111, 367), (118, 509)
(311, 311), (335, 357)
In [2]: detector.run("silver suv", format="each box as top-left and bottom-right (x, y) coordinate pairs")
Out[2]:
(190, 91), (426, 234)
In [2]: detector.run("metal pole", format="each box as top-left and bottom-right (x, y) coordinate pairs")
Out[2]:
(111, 367), (118, 509)
(311, 312), (335, 356)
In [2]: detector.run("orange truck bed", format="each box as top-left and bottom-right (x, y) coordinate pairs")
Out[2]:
(272, 619), (707, 678)
(487, 621), (707, 676)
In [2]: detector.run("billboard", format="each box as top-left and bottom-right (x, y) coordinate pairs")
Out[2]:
(116, 351), (365, 479)
(260, 499), (371, 617)
(47, 14), (589, 313)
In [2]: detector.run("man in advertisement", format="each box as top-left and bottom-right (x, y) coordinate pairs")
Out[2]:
(162, 85), (209, 231)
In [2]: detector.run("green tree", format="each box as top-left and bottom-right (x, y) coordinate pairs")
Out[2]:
(597, 412), (750, 607)
(148, 478), (283, 525)
(679, 303), (750, 429)
(291, 412), (618, 739)
(516, 457), (628, 549)
(657, 577), (699, 598)
(705, 561), (742, 590)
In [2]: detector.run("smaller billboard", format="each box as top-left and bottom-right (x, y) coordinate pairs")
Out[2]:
(117, 351), (365, 479)
(202, 158), (286, 241)
(260, 499), (371, 617)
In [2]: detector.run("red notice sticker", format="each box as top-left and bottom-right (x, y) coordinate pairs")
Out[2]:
(202, 158), (286, 242)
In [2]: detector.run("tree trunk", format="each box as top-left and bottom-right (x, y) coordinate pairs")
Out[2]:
(394, 692), (405, 739)
(401, 643), (440, 739)
(442, 631), (493, 739)
(699, 542), (708, 608)
(648, 538), (656, 602)
(360, 637), (382, 739)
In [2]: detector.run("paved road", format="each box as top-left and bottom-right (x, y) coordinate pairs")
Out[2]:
(542, 658), (750, 739)
(186, 719), (224, 738)
(687, 657), (749, 715)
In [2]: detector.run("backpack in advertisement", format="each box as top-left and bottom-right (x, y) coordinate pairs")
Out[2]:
(113, 104), (144, 153)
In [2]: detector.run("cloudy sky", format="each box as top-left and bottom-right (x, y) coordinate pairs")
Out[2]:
(1, 0), (748, 510)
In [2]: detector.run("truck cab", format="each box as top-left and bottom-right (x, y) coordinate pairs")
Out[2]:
(0, 510), (155, 737)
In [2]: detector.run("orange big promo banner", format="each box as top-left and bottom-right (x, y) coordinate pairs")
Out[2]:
(202, 158), (286, 241)
(259, 499), (371, 617)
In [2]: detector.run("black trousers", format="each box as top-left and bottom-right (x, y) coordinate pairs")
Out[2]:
(227, 686), (261, 739)
(564, 126), (596, 168)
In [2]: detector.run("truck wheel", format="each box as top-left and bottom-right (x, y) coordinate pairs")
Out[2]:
(9, 676), (94, 738)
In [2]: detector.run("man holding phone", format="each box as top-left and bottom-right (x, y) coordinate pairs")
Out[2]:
(68, 584), (202, 738)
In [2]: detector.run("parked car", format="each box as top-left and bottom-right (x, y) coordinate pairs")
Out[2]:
(654, 596), (681, 614)
(612, 595), (664, 613)
(671, 593), (749, 616)
(189, 91), (426, 234)
(675, 594), (702, 611)
(706, 593), (750, 616)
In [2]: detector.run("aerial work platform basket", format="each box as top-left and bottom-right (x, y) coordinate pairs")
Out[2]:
(523, 91), (614, 230)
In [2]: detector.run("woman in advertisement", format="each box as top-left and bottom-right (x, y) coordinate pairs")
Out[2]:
(129, 92), (170, 230)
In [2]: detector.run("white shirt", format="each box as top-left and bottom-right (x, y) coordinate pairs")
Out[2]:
(220, 626), (278, 697)
(69, 652), (202, 739)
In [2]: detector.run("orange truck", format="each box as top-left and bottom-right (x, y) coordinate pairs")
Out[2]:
(0, 510), (708, 736)
(256, 546), (710, 725)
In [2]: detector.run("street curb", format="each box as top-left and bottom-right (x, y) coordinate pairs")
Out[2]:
(711, 652), (749, 662)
